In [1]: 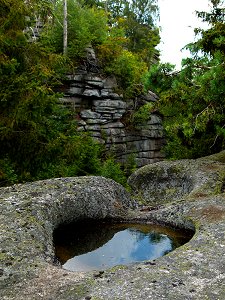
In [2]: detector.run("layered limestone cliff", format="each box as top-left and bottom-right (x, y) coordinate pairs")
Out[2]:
(59, 47), (165, 167)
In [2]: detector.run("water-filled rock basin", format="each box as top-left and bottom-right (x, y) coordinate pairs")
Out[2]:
(54, 220), (193, 272)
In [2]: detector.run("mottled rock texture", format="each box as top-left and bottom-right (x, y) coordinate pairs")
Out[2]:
(0, 177), (132, 295)
(128, 158), (224, 206)
(1, 152), (225, 299)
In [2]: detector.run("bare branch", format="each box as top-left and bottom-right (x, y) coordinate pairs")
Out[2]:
(193, 104), (215, 133)
(210, 124), (225, 148)
(192, 62), (225, 70)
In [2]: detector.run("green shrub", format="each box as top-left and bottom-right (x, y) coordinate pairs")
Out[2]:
(100, 158), (128, 187)
(40, 0), (108, 61)
(0, 158), (18, 186)
(130, 102), (155, 128)
(103, 49), (148, 99)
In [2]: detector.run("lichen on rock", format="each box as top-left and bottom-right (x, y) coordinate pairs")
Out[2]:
(0, 153), (225, 299)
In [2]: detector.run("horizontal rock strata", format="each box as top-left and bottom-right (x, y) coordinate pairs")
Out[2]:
(59, 71), (165, 167)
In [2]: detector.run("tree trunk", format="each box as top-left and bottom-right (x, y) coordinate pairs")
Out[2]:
(104, 0), (108, 12)
(63, 0), (68, 55)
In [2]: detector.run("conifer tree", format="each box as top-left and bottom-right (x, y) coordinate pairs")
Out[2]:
(145, 0), (225, 159)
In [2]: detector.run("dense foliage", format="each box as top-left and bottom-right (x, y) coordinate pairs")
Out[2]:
(1, 0), (223, 187)
(40, 0), (109, 60)
(0, 0), (140, 186)
(145, 0), (225, 159)
(40, 0), (160, 97)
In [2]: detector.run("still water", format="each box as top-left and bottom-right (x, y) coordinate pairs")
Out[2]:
(54, 221), (192, 272)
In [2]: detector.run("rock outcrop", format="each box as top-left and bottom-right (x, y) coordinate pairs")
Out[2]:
(59, 59), (165, 167)
(0, 176), (133, 292)
(0, 152), (225, 299)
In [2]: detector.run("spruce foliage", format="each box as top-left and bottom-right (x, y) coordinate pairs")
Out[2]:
(145, 0), (225, 159)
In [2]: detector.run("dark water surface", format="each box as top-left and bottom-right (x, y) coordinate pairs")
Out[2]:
(54, 220), (193, 272)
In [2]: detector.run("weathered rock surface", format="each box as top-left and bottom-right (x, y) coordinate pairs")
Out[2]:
(0, 177), (132, 295)
(128, 158), (224, 206)
(1, 152), (225, 299)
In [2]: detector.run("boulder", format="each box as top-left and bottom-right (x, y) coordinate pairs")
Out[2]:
(128, 157), (225, 206)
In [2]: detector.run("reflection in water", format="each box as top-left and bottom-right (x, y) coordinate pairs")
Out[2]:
(54, 221), (193, 272)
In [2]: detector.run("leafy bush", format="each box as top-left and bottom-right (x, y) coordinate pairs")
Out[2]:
(123, 153), (137, 176)
(100, 158), (128, 187)
(40, 0), (108, 61)
(0, 158), (18, 186)
(36, 133), (103, 179)
(130, 102), (155, 128)
(102, 49), (148, 98)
